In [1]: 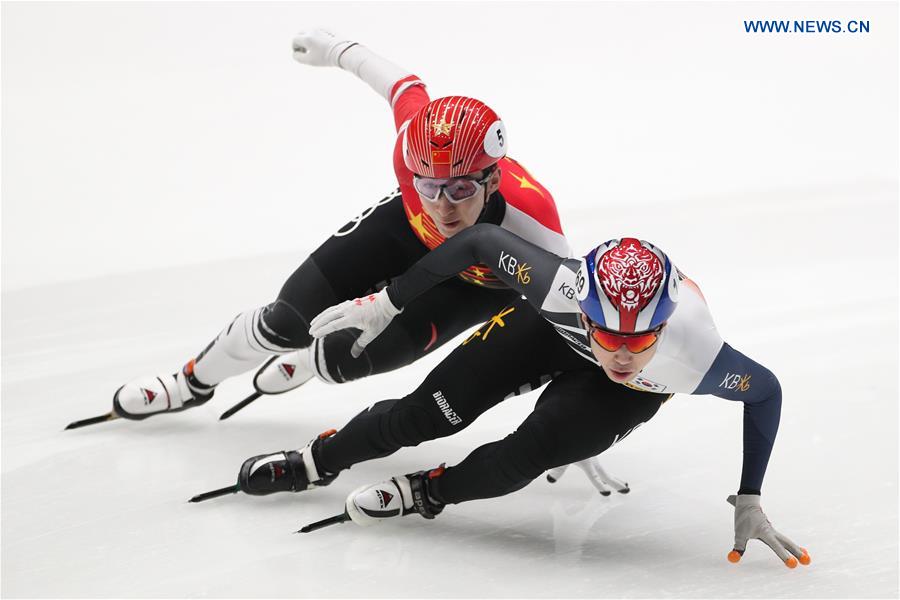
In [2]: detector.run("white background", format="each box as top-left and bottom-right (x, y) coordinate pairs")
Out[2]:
(2, 1), (896, 289)
(2, 1), (898, 598)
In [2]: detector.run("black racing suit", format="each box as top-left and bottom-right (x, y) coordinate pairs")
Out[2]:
(315, 223), (781, 502)
(316, 297), (665, 503)
(259, 191), (518, 382)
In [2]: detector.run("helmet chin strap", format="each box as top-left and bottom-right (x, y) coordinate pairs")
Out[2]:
(474, 194), (491, 223)
(475, 166), (501, 223)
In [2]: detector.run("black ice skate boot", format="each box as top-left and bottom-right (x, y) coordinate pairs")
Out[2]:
(345, 464), (446, 526)
(112, 360), (215, 420)
(238, 430), (338, 496)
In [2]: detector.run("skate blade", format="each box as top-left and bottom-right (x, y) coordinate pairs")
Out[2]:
(219, 392), (262, 420)
(296, 511), (350, 533)
(188, 485), (239, 503)
(64, 412), (119, 430)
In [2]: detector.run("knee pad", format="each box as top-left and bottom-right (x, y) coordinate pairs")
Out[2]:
(311, 329), (372, 384)
(267, 256), (341, 347)
(312, 322), (419, 385)
(257, 300), (313, 349)
(222, 307), (295, 359)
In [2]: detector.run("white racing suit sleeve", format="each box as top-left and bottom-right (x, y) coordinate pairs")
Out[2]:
(291, 28), (413, 103)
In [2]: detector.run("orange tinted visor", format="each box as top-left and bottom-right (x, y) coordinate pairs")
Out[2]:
(588, 326), (661, 353)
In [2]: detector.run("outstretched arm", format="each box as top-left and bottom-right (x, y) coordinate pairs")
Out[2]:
(695, 343), (781, 495)
(388, 224), (567, 309)
(695, 344), (810, 568)
(291, 28), (427, 129)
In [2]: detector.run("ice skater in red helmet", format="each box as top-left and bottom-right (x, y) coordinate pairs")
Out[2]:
(97, 27), (587, 471)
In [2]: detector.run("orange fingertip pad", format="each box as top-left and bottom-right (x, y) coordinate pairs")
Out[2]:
(785, 557), (798, 569)
(727, 551), (742, 563)
(799, 550), (811, 565)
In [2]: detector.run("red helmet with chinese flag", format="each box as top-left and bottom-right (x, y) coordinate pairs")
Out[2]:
(402, 96), (507, 178)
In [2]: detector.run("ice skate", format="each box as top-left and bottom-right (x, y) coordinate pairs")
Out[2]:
(219, 348), (316, 419)
(345, 465), (445, 526)
(238, 430), (337, 495)
(252, 349), (315, 395)
(112, 360), (215, 420)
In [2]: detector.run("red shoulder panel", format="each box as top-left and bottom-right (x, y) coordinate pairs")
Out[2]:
(497, 157), (563, 235)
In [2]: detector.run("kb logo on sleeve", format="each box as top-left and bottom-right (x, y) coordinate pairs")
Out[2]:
(719, 373), (752, 392)
(499, 251), (531, 285)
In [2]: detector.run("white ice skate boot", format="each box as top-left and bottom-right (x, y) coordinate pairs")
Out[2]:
(218, 348), (317, 419)
(252, 349), (315, 395)
(345, 465), (446, 526)
(112, 361), (215, 420)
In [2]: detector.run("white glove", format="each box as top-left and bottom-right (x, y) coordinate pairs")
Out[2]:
(292, 28), (356, 68)
(546, 457), (630, 496)
(308, 288), (402, 358)
(726, 494), (811, 568)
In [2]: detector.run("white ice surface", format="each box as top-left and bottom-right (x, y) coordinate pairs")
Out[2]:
(2, 186), (897, 598)
(3, 2), (898, 596)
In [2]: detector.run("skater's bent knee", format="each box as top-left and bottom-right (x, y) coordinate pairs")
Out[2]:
(259, 300), (312, 348)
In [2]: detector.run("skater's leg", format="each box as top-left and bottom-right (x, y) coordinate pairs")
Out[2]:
(315, 299), (580, 471)
(430, 370), (667, 504)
